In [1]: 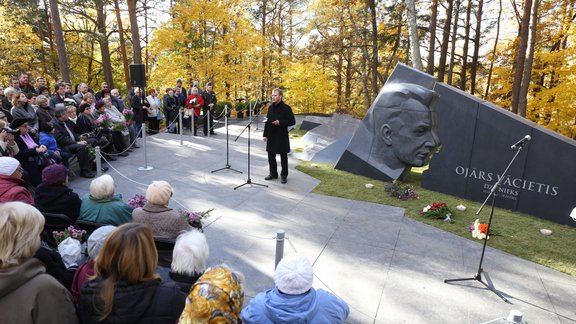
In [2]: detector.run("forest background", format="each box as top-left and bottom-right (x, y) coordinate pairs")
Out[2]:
(0, 0), (574, 139)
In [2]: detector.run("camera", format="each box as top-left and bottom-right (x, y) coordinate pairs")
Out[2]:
(189, 98), (197, 105)
(2, 128), (18, 134)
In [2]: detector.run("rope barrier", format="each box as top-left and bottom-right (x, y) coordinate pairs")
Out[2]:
(103, 126), (143, 156)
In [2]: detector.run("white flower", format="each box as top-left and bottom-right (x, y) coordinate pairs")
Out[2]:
(423, 205), (431, 213)
(456, 204), (467, 211)
(365, 183), (374, 189)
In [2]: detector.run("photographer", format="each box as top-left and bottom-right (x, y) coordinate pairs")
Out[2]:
(201, 82), (217, 136)
(0, 120), (19, 157)
(185, 87), (204, 136)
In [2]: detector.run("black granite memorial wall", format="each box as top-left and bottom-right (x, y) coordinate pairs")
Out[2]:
(421, 84), (576, 226)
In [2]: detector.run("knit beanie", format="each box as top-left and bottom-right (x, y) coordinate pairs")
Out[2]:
(145, 180), (172, 206)
(274, 253), (314, 295)
(87, 225), (116, 260)
(95, 100), (105, 110)
(41, 164), (68, 185)
(0, 157), (20, 176)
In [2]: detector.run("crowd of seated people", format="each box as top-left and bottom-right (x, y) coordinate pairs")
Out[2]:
(0, 74), (351, 323)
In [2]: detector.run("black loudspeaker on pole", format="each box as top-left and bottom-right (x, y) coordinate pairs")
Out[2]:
(130, 64), (146, 88)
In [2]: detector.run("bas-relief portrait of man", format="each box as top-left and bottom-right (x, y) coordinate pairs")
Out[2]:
(336, 83), (441, 181)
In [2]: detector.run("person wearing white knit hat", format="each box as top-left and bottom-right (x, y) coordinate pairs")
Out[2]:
(132, 180), (190, 239)
(0, 156), (34, 204)
(241, 253), (350, 323)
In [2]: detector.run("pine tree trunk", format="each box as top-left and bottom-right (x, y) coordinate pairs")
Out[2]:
(368, 0), (380, 96)
(113, 0), (131, 91)
(518, 0), (539, 117)
(438, 0), (453, 82)
(426, 0), (438, 75)
(127, 0), (143, 64)
(484, 0), (502, 98)
(469, 0), (484, 95)
(406, 0), (423, 70)
(96, 0), (114, 88)
(447, 0), (460, 85)
(48, 0), (70, 82)
(460, 0), (473, 90)
(511, 0), (533, 114)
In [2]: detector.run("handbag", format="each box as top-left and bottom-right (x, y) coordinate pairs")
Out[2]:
(35, 152), (55, 168)
(157, 109), (163, 120)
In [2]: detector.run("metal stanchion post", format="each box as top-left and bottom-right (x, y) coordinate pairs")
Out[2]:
(179, 109), (183, 146)
(95, 146), (102, 177)
(138, 124), (153, 171)
(192, 113), (196, 136)
(275, 230), (285, 269)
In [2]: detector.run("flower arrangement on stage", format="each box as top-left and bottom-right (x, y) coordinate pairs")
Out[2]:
(53, 225), (87, 245)
(128, 193), (147, 209)
(420, 202), (453, 219)
(95, 113), (110, 129)
(123, 108), (134, 125)
(180, 208), (214, 230)
(384, 180), (419, 201)
(469, 219), (490, 240)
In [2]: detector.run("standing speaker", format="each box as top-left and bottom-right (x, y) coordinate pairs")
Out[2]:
(130, 64), (146, 88)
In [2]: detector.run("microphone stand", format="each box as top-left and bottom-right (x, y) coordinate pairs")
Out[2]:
(233, 101), (268, 190)
(444, 140), (528, 303)
(211, 105), (242, 174)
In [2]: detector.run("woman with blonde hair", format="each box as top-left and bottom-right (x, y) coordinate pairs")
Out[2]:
(0, 202), (78, 323)
(79, 223), (185, 323)
(10, 92), (39, 132)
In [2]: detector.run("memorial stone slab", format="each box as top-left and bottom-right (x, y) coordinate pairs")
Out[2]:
(422, 83), (576, 226)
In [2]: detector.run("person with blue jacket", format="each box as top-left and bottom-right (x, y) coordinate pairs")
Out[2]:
(79, 174), (133, 225)
(240, 253), (349, 323)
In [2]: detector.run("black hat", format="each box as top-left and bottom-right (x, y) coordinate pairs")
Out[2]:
(40, 122), (54, 133)
(9, 118), (28, 129)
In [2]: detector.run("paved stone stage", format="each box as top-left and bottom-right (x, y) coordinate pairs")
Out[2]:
(68, 125), (576, 324)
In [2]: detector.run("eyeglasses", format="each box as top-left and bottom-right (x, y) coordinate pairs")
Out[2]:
(16, 166), (23, 173)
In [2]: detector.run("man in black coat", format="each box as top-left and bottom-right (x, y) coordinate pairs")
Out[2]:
(263, 88), (295, 184)
(51, 106), (95, 178)
(201, 82), (217, 136)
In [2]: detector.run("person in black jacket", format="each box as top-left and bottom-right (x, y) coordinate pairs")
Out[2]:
(11, 118), (47, 186)
(51, 106), (95, 178)
(34, 164), (81, 222)
(263, 88), (295, 184)
(201, 82), (217, 136)
(131, 88), (150, 139)
(79, 223), (186, 323)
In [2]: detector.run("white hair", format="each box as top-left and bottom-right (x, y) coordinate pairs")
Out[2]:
(89, 174), (116, 199)
(171, 230), (209, 275)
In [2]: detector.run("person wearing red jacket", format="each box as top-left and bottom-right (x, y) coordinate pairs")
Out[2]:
(186, 87), (204, 136)
(0, 156), (34, 204)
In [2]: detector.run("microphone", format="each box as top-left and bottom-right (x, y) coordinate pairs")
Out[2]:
(511, 135), (531, 149)
(235, 98), (245, 101)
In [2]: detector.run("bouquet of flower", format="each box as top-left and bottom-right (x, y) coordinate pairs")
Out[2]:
(420, 202), (453, 219)
(469, 219), (490, 240)
(128, 193), (147, 209)
(123, 109), (134, 125)
(112, 122), (127, 132)
(95, 113), (110, 129)
(53, 225), (87, 245)
(179, 208), (214, 230)
(384, 180), (419, 201)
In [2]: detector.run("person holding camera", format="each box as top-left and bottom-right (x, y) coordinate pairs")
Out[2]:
(186, 87), (204, 136)
(202, 82), (217, 136)
(0, 120), (19, 157)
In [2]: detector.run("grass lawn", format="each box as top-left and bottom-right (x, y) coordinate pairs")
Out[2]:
(296, 161), (576, 276)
